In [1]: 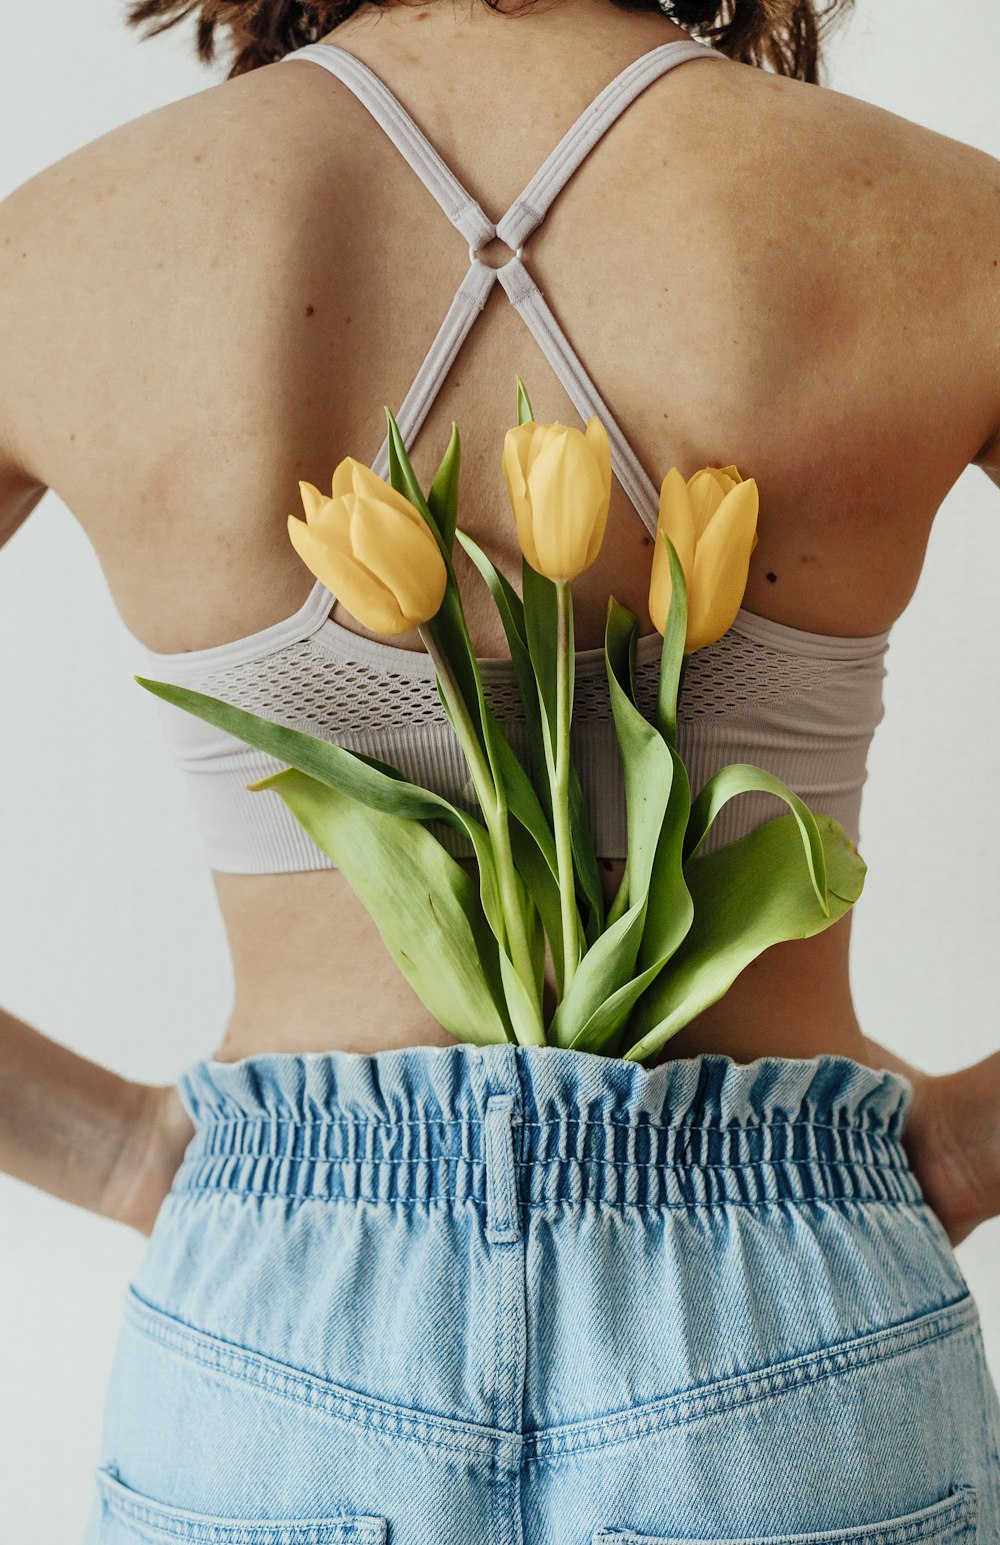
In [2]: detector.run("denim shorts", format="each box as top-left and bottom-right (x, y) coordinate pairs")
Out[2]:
(84, 1046), (1000, 1544)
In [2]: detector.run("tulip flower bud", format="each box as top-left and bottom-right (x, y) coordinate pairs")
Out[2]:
(649, 463), (759, 653)
(501, 417), (612, 583)
(287, 457), (447, 636)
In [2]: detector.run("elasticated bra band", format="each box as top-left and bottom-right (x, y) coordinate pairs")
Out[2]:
(173, 1047), (920, 1214)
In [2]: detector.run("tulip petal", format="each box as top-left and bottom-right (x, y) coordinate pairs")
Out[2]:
(335, 558), (413, 634)
(688, 477), (760, 651)
(502, 426), (542, 571)
(649, 468), (696, 634)
(297, 479), (329, 527)
(287, 512), (334, 582)
(350, 494), (447, 626)
(687, 467), (731, 543)
(302, 492), (351, 544)
(528, 428), (605, 582)
(582, 418), (613, 570)
(288, 512), (412, 633)
(330, 458), (359, 500)
(659, 468), (697, 573)
(348, 459), (430, 527)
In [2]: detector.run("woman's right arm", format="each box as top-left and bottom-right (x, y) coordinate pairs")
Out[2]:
(0, 1003), (194, 1235)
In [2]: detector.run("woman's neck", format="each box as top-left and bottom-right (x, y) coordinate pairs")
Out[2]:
(320, 0), (694, 68)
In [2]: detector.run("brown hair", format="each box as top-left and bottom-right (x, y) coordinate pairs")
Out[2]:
(124, 0), (855, 86)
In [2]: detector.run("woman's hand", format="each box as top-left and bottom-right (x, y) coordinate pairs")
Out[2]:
(0, 1005), (194, 1231)
(104, 1082), (196, 1237)
(902, 1052), (1000, 1248)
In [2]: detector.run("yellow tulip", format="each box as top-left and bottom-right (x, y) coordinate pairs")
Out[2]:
(287, 457), (447, 636)
(501, 418), (612, 583)
(648, 463), (760, 653)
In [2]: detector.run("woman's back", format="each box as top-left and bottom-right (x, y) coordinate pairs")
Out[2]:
(2, 0), (998, 1061)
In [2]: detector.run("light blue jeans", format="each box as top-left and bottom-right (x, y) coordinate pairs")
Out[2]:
(85, 1047), (1000, 1544)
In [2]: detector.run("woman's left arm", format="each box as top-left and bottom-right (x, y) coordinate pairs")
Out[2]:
(864, 1034), (1000, 1248)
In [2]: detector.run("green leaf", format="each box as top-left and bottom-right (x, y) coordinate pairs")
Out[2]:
(522, 556), (559, 763)
(636, 741), (694, 975)
(566, 740), (696, 1059)
(515, 376), (534, 426)
(252, 765), (513, 1047)
(134, 677), (470, 821)
(130, 676), (543, 1011)
(604, 599), (676, 903)
(383, 406), (439, 536)
(620, 810), (866, 1066)
(684, 762), (829, 915)
(498, 945), (547, 1048)
(566, 766), (605, 945)
(604, 858), (630, 929)
(565, 933), (676, 1056)
(545, 600), (677, 1051)
(427, 421), (461, 556)
(455, 528), (551, 823)
(457, 529), (604, 945)
(656, 530), (688, 745)
(334, 742), (544, 1046)
(509, 815), (565, 997)
(548, 894), (647, 1049)
(546, 600), (695, 1055)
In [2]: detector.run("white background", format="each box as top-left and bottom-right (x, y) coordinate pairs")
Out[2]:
(1, 1), (998, 1539)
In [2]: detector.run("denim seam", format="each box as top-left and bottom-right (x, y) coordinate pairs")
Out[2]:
(178, 1154), (913, 1175)
(166, 1183), (923, 1212)
(123, 1287), (509, 1461)
(592, 1489), (977, 1545)
(98, 1480), (385, 1545)
(529, 1301), (979, 1461)
(180, 1116), (903, 1136)
(122, 1285), (974, 1461)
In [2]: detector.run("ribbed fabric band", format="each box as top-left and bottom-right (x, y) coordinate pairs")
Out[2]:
(172, 1048), (921, 1213)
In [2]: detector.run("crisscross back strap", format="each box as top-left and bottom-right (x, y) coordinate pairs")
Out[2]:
(280, 34), (727, 534)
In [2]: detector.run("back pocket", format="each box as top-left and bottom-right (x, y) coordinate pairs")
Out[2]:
(92, 1466), (388, 1543)
(592, 1482), (979, 1545)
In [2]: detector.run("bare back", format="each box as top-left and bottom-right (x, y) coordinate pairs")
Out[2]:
(2, 1), (998, 1064)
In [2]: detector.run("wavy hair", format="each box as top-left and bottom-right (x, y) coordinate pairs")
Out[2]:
(123, 0), (855, 85)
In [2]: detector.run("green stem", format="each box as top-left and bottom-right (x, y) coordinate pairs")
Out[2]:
(553, 583), (581, 997)
(419, 626), (543, 1037)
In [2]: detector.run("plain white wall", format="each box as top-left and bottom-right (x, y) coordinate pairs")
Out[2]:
(0, 1), (997, 1539)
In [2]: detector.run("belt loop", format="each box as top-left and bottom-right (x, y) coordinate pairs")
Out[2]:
(484, 1093), (520, 1245)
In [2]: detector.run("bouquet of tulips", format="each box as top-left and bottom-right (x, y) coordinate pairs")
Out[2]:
(135, 379), (864, 1066)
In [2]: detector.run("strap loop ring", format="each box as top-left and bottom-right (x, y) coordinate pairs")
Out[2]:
(468, 240), (525, 269)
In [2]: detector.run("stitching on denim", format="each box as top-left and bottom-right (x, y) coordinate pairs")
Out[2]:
(121, 1286), (974, 1462)
(123, 1288), (507, 1461)
(168, 1182), (923, 1212)
(181, 1115), (904, 1137)
(529, 1298), (978, 1461)
(100, 1481), (385, 1545)
(179, 1152), (913, 1175)
(592, 1489), (977, 1545)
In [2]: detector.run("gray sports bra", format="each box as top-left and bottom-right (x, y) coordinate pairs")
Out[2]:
(136, 34), (892, 874)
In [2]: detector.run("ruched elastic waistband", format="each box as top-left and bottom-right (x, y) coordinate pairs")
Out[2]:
(173, 1045), (920, 1213)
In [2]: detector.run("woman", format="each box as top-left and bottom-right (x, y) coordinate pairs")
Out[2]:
(1, 0), (999, 1537)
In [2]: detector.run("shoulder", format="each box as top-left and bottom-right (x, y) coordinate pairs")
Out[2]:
(0, 64), (320, 490)
(721, 65), (1000, 468)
